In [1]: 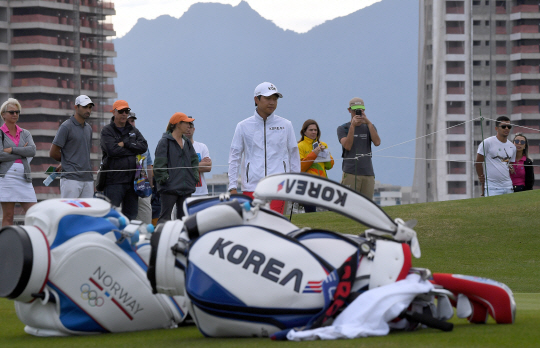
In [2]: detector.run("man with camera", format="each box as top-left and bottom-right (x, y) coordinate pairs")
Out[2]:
(337, 97), (381, 199)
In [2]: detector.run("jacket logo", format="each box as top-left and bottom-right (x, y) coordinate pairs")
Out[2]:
(209, 238), (303, 293)
(269, 127), (284, 130)
(280, 179), (347, 207)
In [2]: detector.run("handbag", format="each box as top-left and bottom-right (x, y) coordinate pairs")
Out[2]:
(96, 157), (107, 192)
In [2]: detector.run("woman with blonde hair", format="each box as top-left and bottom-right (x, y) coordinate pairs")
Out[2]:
(0, 98), (37, 226)
(509, 133), (534, 192)
(297, 119), (334, 212)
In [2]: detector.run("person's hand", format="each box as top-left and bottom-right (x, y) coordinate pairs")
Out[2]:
(118, 141), (124, 147)
(351, 115), (363, 127)
(478, 174), (485, 184)
(3, 147), (12, 154)
(509, 164), (515, 175)
(200, 157), (211, 164)
(229, 189), (238, 195)
(56, 164), (62, 172)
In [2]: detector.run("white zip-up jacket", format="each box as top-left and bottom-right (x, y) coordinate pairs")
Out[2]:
(228, 111), (301, 192)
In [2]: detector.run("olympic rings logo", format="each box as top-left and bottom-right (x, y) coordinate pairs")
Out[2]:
(80, 284), (104, 307)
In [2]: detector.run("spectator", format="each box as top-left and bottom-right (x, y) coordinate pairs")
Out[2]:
(475, 116), (516, 197)
(185, 122), (212, 196)
(0, 98), (37, 226)
(100, 100), (148, 220)
(337, 97), (381, 199)
(298, 119), (334, 212)
(154, 112), (199, 223)
(49, 95), (94, 198)
(127, 113), (154, 224)
(509, 133), (534, 192)
(228, 82), (300, 214)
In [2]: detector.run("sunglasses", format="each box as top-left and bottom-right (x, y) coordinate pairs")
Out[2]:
(499, 125), (512, 129)
(116, 109), (131, 114)
(514, 139), (526, 145)
(5, 110), (20, 115)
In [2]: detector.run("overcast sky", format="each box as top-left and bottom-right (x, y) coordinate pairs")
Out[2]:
(112, 0), (382, 37)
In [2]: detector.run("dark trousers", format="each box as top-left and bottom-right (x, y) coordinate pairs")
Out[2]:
(104, 183), (139, 221)
(158, 193), (190, 225)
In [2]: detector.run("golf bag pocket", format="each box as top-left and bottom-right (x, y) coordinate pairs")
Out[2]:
(185, 226), (333, 337)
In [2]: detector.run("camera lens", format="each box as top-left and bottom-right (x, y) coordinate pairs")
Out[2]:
(355, 109), (363, 115)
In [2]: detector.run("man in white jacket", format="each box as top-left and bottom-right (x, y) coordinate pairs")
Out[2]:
(228, 82), (300, 214)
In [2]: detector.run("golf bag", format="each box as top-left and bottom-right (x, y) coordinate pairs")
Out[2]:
(0, 198), (189, 336)
(148, 173), (515, 338)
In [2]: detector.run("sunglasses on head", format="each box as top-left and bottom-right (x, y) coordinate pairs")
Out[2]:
(499, 125), (512, 129)
(514, 139), (526, 145)
(6, 110), (20, 115)
(117, 109), (131, 114)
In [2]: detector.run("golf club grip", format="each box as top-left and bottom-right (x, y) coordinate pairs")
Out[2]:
(400, 311), (454, 332)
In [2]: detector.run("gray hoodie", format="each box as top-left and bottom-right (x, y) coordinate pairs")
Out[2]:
(0, 128), (36, 182)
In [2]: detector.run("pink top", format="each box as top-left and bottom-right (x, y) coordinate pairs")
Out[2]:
(510, 155), (527, 186)
(1, 123), (23, 164)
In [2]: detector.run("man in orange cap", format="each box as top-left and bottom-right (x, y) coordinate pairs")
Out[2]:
(100, 100), (148, 220)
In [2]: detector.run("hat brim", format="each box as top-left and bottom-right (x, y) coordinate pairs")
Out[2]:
(258, 92), (283, 98)
(77, 102), (94, 107)
(350, 105), (365, 110)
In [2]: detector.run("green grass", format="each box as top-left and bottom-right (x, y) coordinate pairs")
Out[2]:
(1, 191), (539, 347)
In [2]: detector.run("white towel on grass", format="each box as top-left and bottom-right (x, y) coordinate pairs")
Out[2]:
(286, 273), (434, 341)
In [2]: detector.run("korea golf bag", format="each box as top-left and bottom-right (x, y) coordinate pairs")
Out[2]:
(0, 198), (189, 336)
(148, 173), (515, 338)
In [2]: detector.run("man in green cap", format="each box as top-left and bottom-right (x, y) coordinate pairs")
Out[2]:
(337, 97), (381, 199)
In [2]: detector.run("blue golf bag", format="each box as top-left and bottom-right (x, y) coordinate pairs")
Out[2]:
(0, 198), (189, 336)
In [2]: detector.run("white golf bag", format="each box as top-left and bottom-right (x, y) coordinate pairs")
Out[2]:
(149, 173), (514, 338)
(0, 198), (189, 337)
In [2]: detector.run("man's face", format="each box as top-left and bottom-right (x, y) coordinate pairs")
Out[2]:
(76, 104), (93, 119)
(114, 108), (130, 125)
(185, 124), (195, 138)
(255, 94), (278, 116)
(127, 117), (136, 127)
(496, 121), (512, 138)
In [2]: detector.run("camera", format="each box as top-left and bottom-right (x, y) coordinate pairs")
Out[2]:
(355, 109), (363, 115)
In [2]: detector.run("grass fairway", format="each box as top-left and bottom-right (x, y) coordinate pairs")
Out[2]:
(1, 191), (539, 347)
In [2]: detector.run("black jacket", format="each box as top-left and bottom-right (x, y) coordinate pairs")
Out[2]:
(100, 118), (148, 185)
(154, 132), (199, 196)
(524, 157), (534, 190)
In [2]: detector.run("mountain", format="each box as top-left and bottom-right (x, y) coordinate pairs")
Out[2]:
(114, 0), (419, 186)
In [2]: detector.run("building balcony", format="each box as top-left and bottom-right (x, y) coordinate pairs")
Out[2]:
(511, 45), (539, 54)
(512, 85), (539, 94)
(447, 107), (465, 114)
(496, 6), (507, 14)
(496, 46), (507, 54)
(447, 47), (464, 54)
(497, 86), (508, 95)
(447, 87), (465, 94)
(11, 35), (116, 53)
(446, 27), (465, 35)
(512, 105), (539, 114)
(496, 27), (507, 35)
(512, 65), (540, 73)
(512, 25), (539, 34)
(496, 66), (507, 74)
(446, 67), (465, 74)
(511, 5), (539, 13)
(446, 7), (464, 14)
(497, 106), (507, 115)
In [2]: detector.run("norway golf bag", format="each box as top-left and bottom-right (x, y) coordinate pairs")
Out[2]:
(148, 173), (515, 338)
(0, 198), (189, 336)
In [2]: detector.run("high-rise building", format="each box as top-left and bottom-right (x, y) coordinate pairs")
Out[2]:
(414, 0), (540, 202)
(0, 0), (117, 201)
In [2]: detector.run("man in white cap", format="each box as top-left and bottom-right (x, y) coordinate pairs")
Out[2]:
(228, 82), (300, 214)
(50, 95), (95, 198)
(337, 97), (381, 199)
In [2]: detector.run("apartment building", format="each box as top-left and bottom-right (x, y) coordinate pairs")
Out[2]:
(0, 0), (117, 201)
(414, 0), (540, 202)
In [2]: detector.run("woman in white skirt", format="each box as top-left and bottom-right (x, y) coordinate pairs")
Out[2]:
(0, 98), (37, 226)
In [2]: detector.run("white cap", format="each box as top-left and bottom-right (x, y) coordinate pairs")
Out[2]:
(75, 95), (94, 106)
(254, 82), (283, 98)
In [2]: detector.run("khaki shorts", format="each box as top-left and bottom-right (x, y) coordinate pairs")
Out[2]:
(341, 173), (375, 199)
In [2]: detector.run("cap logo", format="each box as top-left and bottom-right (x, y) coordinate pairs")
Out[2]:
(268, 85), (276, 91)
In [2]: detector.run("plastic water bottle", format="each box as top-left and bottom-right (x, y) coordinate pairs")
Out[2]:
(43, 172), (59, 186)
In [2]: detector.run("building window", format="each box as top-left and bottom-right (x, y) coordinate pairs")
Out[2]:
(473, 20), (481, 26)
(485, 20), (490, 26)
(447, 121), (466, 134)
(447, 101), (465, 114)
(447, 161), (466, 174)
(485, 61), (490, 66)
(448, 181), (466, 194)
(473, 40), (481, 46)
(486, 100), (490, 106)
(447, 141), (466, 154)
(473, 100), (481, 106)
(473, 1), (480, 5)
(473, 60), (481, 66)
(473, 80), (481, 86)
(486, 81), (490, 86)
